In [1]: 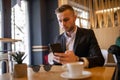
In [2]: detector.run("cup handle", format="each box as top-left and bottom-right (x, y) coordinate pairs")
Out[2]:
(62, 64), (68, 71)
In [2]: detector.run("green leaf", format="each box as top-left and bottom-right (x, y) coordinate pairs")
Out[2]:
(11, 51), (26, 64)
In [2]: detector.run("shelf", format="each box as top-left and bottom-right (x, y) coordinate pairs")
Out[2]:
(0, 38), (21, 43)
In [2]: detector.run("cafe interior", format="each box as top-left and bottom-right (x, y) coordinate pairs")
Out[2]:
(0, 0), (120, 80)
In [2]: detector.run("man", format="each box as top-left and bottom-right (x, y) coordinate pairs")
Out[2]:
(52, 4), (104, 68)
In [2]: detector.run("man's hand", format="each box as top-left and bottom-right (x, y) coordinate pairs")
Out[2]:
(53, 50), (78, 64)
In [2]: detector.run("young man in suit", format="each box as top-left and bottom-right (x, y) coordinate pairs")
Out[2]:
(52, 4), (104, 68)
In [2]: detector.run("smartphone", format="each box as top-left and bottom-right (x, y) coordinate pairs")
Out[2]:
(49, 43), (64, 53)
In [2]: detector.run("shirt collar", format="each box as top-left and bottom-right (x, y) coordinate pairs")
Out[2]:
(64, 27), (77, 39)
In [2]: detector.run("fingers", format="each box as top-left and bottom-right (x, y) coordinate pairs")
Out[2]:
(53, 51), (77, 64)
(54, 55), (73, 64)
(54, 53), (68, 64)
(54, 53), (65, 57)
(54, 53), (67, 61)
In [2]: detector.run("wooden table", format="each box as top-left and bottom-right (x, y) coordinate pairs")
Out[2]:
(0, 65), (115, 80)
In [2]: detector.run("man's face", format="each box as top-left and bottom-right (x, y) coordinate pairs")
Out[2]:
(56, 10), (76, 32)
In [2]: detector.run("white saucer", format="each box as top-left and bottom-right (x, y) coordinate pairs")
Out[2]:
(61, 71), (92, 79)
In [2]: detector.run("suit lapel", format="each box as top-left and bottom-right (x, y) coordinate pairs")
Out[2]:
(61, 35), (66, 51)
(73, 27), (83, 53)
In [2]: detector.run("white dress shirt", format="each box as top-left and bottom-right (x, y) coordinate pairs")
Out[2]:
(64, 27), (77, 51)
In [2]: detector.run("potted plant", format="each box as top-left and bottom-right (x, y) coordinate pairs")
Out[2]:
(11, 51), (27, 78)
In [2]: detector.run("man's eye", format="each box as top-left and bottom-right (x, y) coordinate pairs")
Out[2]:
(58, 18), (70, 23)
(59, 20), (62, 23)
(63, 18), (69, 22)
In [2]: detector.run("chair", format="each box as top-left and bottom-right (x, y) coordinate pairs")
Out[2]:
(101, 49), (118, 80)
(101, 49), (109, 65)
(0, 53), (9, 73)
(107, 45), (120, 80)
(101, 49), (117, 65)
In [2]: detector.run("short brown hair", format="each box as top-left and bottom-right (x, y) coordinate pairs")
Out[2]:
(55, 4), (74, 14)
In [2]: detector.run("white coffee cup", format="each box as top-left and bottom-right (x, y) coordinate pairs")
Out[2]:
(62, 62), (84, 77)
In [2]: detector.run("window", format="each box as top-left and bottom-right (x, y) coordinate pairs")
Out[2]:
(11, 0), (29, 64)
(0, 0), (2, 75)
(73, 7), (89, 29)
(0, 0), (2, 53)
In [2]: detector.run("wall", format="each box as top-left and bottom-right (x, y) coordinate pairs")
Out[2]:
(93, 26), (120, 49)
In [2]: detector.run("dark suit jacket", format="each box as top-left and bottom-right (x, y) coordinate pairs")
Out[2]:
(54, 27), (105, 68)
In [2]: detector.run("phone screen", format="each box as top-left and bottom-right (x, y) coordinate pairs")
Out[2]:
(49, 43), (64, 53)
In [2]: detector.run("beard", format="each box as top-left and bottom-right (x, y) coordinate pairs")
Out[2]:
(64, 25), (75, 33)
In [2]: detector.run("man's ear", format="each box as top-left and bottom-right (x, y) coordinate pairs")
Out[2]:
(74, 15), (77, 21)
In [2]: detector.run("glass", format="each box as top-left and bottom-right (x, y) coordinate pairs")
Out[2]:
(29, 64), (52, 72)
